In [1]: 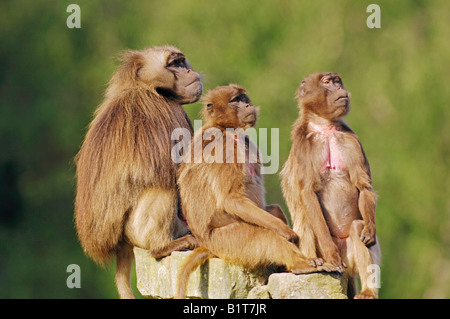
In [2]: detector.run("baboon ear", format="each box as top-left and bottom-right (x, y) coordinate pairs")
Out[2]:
(206, 103), (215, 117)
(136, 66), (143, 78)
(299, 80), (307, 97)
(130, 59), (144, 79)
(120, 51), (145, 79)
(295, 81), (307, 100)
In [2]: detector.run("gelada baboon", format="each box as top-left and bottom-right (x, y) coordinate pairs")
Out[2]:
(74, 46), (202, 298)
(280, 72), (381, 298)
(176, 84), (337, 298)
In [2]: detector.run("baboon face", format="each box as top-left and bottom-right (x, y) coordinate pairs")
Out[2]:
(229, 90), (257, 128)
(204, 84), (258, 130)
(298, 72), (350, 121)
(136, 47), (203, 104)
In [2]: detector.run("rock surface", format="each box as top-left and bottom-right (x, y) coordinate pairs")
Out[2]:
(263, 272), (348, 299)
(134, 248), (348, 299)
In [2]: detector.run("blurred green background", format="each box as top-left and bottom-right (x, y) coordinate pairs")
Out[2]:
(0, 0), (449, 298)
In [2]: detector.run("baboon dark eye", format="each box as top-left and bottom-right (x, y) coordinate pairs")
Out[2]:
(229, 94), (249, 105)
(176, 58), (186, 68)
(229, 96), (240, 103)
(168, 58), (186, 68)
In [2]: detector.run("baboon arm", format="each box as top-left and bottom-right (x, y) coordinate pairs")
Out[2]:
(358, 187), (377, 246)
(265, 204), (288, 224)
(224, 194), (298, 244)
(349, 145), (377, 246)
(358, 187), (376, 224)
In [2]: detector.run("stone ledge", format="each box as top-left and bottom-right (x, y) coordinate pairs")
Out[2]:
(134, 247), (348, 299)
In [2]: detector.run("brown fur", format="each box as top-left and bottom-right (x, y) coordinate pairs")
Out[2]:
(280, 72), (381, 298)
(74, 46), (202, 298)
(176, 247), (214, 299)
(176, 84), (337, 299)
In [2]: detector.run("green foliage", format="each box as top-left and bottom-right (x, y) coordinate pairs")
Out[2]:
(0, 0), (448, 298)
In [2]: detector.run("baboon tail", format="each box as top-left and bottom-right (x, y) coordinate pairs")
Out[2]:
(115, 243), (135, 299)
(176, 247), (214, 299)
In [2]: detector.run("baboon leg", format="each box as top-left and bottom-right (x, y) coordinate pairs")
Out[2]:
(345, 220), (381, 299)
(125, 188), (197, 258)
(206, 221), (335, 273)
(150, 234), (198, 258)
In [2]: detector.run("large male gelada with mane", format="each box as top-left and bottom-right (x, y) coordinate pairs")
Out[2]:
(74, 46), (202, 298)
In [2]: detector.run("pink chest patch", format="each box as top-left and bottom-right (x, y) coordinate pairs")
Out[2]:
(309, 122), (346, 172)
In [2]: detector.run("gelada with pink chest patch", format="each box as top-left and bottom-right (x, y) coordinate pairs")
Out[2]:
(281, 72), (381, 299)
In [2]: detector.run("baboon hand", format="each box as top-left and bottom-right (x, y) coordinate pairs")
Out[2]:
(360, 223), (376, 247)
